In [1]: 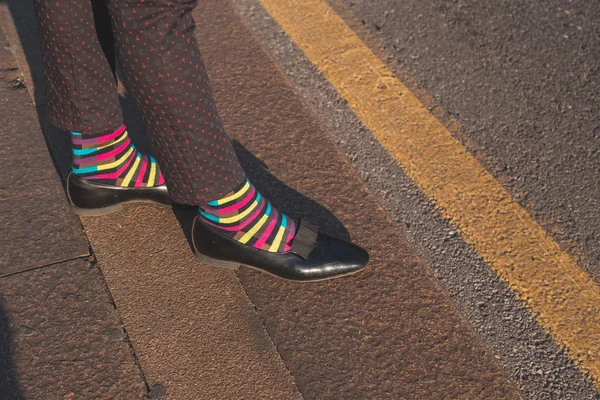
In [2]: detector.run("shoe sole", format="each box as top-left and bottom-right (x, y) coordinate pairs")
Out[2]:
(193, 248), (364, 282)
(66, 172), (172, 216)
(69, 199), (172, 217)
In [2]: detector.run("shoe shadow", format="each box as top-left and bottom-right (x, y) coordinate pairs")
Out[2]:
(232, 140), (350, 242)
(0, 298), (21, 400)
(174, 140), (351, 251)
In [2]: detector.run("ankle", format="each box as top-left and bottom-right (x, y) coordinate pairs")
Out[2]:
(199, 179), (296, 253)
(70, 125), (164, 188)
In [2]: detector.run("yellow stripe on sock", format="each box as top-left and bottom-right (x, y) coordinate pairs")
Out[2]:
(214, 180), (250, 205)
(148, 161), (157, 187)
(96, 147), (134, 172)
(121, 154), (141, 187)
(217, 198), (261, 224)
(239, 214), (269, 244)
(96, 130), (128, 150)
(269, 225), (286, 252)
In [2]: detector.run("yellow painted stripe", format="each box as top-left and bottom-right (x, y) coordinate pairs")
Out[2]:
(121, 154), (141, 187)
(148, 160), (157, 186)
(97, 147), (134, 172)
(269, 225), (286, 252)
(260, 0), (600, 383)
(213, 180), (250, 205)
(239, 213), (269, 244)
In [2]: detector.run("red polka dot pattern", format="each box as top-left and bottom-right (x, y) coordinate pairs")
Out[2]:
(34, 0), (122, 134)
(34, 0), (247, 204)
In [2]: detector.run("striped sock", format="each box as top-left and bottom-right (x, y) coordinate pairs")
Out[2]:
(199, 179), (297, 253)
(71, 125), (164, 188)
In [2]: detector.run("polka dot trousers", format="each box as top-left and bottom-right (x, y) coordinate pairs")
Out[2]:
(34, 0), (247, 204)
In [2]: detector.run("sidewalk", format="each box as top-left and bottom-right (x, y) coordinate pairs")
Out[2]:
(0, 0), (522, 398)
(0, 29), (145, 399)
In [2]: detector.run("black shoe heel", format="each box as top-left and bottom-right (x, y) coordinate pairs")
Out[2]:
(66, 172), (171, 216)
(193, 250), (240, 270)
(70, 202), (125, 216)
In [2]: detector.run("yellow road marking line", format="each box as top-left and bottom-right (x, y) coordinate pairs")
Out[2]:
(259, 0), (600, 383)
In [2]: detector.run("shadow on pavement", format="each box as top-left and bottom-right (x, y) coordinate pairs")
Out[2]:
(175, 140), (351, 251)
(0, 299), (20, 400)
(233, 140), (350, 241)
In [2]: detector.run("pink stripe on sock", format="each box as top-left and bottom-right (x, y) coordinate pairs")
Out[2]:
(134, 157), (148, 188)
(284, 219), (296, 252)
(73, 138), (131, 165)
(72, 125), (126, 145)
(205, 186), (255, 214)
(85, 151), (135, 180)
(253, 209), (279, 249)
(202, 198), (265, 231)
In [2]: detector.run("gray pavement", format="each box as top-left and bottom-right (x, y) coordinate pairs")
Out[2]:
(0, 30), (145, 398)
(0, 30), (88, 277)
(330, 0), (600, 396)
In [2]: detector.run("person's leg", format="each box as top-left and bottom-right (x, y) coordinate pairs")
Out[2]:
(106, 0), (298, 252)
(33, 0), (164, 189)
(107, 0), (245, 204)
(48, 0), (367, 279)
(91, 0), (117, 79)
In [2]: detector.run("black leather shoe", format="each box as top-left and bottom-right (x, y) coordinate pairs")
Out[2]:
(66, 172), (171, 216)
(192, 216), (369, 282)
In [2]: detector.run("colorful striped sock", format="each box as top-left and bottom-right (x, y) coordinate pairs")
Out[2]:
(199, 179), (297, 253)
(71, 125), (164, 188)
